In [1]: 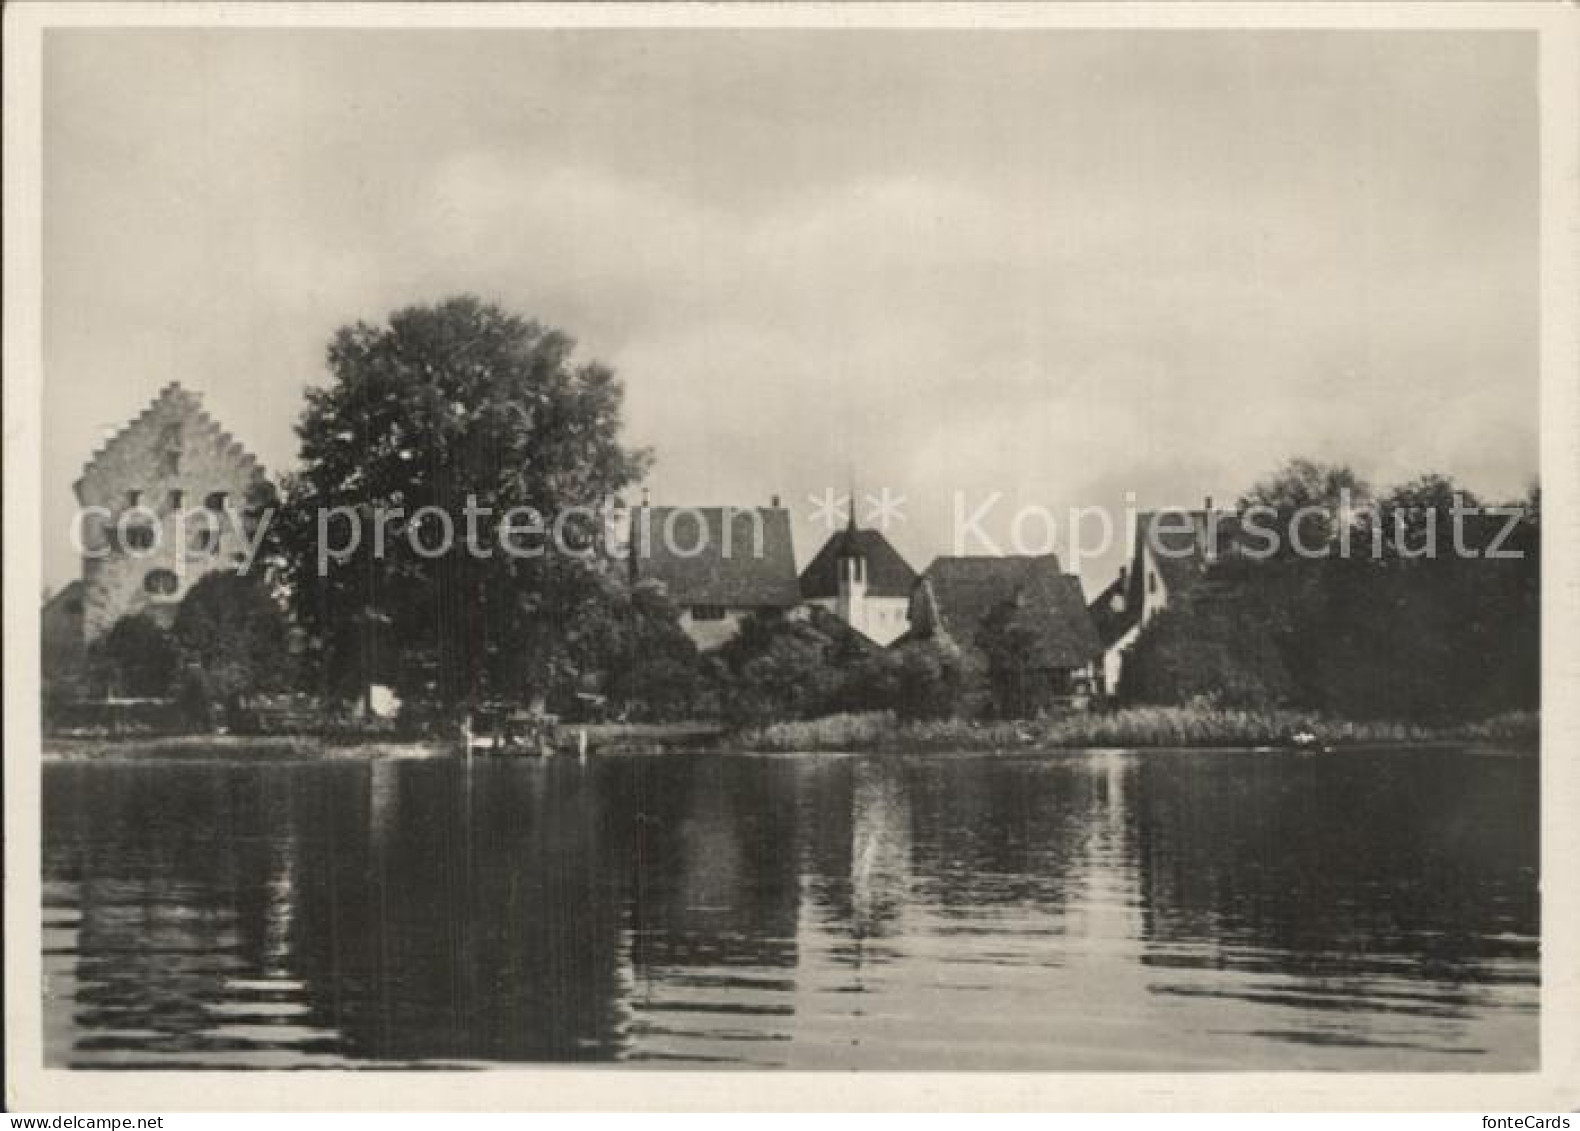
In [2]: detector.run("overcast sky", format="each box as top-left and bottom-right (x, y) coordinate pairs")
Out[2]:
(43, 29), (1538, 591)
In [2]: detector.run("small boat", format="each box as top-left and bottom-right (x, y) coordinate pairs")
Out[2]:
(1288, 729), (1332, 754)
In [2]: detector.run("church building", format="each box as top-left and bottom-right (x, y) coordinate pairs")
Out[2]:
(798, 517), (918, 646)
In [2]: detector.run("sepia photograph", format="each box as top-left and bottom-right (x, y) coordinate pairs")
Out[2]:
(4, 0), (1578, 1115)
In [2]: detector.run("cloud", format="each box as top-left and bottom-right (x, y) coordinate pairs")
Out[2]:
(41, 29), (1538, 591)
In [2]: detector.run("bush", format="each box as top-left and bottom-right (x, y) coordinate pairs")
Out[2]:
(88, 614), (178, 699)
(887, 638), (986, 720)
(587, 583), (707, 722)
(737, 710), (898, 751)
(1120, 599), (1293, 710)
(715, 613), (843, 726)
(735, 704), (1538, 752)
(171, 571), (293, 726)
(704, 608), (922, 726)
(173, 667), (216, 731)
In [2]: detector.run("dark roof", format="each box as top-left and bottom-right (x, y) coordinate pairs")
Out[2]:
(799, 525), (918, 599)
(913, 555), (1100, 668)
(1087, 573), (1140, 649)
(1131, 510), (1206, 605)
(630, 506), (800, 608)
(803, 604), (888, 658)
(1126, 509), (1254, 608)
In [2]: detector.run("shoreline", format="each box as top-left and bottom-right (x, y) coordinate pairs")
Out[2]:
(732, 706), (1540, 755)
(40, 709), (1538, 763)
(41, 734), (445, 762)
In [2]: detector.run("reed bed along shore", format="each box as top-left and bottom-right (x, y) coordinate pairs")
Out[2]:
(736, 706), (1539, 753)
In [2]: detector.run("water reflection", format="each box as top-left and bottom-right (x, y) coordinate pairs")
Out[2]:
(43, 747), (1538, 1070)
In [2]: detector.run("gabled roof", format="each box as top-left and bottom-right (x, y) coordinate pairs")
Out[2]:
(803, 603), (888, 658)
(913, 554), (1100, 668)
(1087, 573), (1140, 649)
(1126, 509), (1250, 608)
(799, 524), (918, 599)
(630, 505), (800, 608)
(74, 382), (265, 505)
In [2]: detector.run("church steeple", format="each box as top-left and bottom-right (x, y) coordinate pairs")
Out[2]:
(797, 505), (919, 647)
(836, 507), (867, 627)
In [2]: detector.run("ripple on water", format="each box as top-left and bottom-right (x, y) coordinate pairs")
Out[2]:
(41, 747), (1540, 1069)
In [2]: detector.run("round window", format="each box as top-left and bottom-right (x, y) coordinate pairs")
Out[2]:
(143, 569), (179, 597)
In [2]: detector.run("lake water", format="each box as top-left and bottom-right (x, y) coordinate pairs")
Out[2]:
(42, 746), (1538, 1070)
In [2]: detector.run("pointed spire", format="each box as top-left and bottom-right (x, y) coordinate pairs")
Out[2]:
(846, 464), (859, 533)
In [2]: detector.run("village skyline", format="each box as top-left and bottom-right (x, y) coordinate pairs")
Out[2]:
(43, 29), (1538, 591)
(17, 9), (1565, 1100)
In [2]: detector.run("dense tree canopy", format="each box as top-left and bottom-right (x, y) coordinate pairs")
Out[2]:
(556, 578), (707, 721)
(267, 296), (651, 717)
(1121, 596), (1295, 710)
(89, 614), (177, 699)
(171, 570), (293, 716)
(1127, 459), (1539, 722)
(1240, 457), (1370, 555)
(713, 611), (849, 726)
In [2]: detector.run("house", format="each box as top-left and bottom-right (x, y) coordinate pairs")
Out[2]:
(57, 382), (268, 646)
(906, 554), (1102, 708)
(1091, 499), (1239, 698)
(1087, 570), (1141, 702)
(628, 500), (801, 649)
(799, 517), (918, 646)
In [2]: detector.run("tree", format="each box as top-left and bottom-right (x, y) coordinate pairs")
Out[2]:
(266, 296), (650, 719)
(975, 600), (1072, 718)
(887, 637), (985, 720)
(1240, 457), (1369, 557)
(713, 611), (845, 726)
(89, 614), (177, 699)
(1120, 598), (1293, 710)
(1125, 461), (1541, 723)
(1371, 473), (1481, 558)
(708, 608), (902, 726)
(559, 579), (705, 721)
(171, 571), (293, 725)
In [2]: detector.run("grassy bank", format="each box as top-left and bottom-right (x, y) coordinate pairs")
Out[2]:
(44, 707), (1538, 758)
(41, 734), (449, 761)
(736, 706), (1539, 753)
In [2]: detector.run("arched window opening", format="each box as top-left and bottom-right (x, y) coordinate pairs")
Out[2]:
(144, 569), (179, 597)
(124, 524), (156, 552)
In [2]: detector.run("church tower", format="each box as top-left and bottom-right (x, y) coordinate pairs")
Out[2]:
(834, 514), (869, 637)
(799, 512), (918, 647)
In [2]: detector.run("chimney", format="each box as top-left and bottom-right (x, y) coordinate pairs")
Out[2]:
(770, 494), (781, 508)
(1204, 494), (1214, 514)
